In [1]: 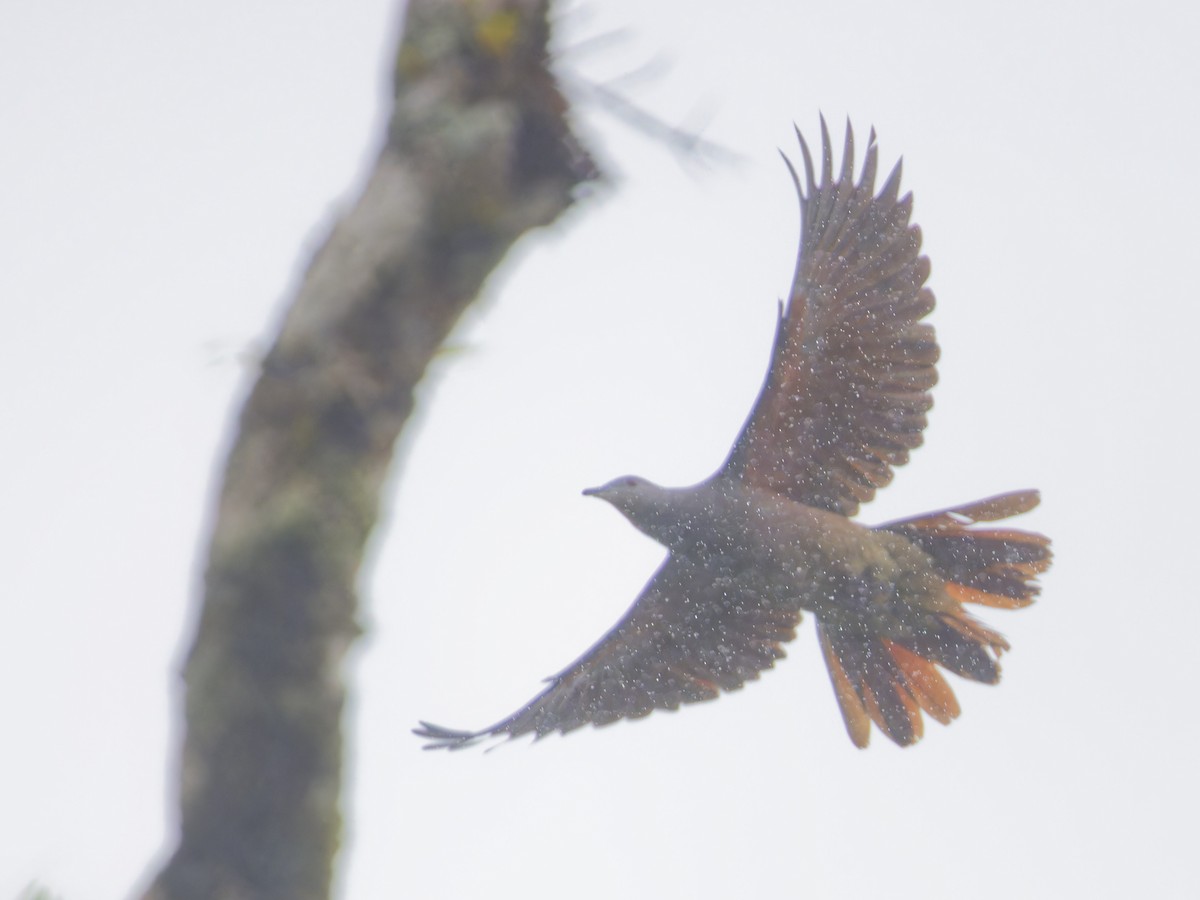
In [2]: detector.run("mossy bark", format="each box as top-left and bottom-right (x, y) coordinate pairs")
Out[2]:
(140, 2), (595, 898)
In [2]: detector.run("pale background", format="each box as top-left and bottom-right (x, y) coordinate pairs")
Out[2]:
(3, 2), (1198, 898)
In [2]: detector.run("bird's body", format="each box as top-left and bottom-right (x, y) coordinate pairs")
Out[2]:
(417, 119), (1051, 750)
(588, 476), (856, 572)
(587, 476), (941, 633)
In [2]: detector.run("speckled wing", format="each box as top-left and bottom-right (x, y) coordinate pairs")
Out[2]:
(415, 554), (801, 749)
(721, 118), (938, 517)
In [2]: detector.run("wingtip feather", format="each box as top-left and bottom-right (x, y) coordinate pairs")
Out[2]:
(413, 720), (489, 751)
(780, 147), (804, 203)
(794, 124), (816, 197)
(839, 118), (855, 185)
(818, 114), (833, 186)
(859, 135), (879, 192)
(880, 157), (904, 203)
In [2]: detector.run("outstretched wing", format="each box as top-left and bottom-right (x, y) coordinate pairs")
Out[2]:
(415, 554), (801, 749)
(721, 118), (938, 517)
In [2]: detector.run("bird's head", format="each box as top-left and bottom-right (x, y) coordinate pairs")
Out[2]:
(583, 475), (698, 546)
(583, 474), (659, 505)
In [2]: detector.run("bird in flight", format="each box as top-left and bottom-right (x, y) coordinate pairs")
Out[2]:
(416, 118), (1051, 750)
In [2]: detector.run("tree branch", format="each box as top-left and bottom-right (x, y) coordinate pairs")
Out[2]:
(140, 2), (595, 897)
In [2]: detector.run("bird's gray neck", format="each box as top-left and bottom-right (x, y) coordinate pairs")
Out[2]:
(612, 478), (749, 555)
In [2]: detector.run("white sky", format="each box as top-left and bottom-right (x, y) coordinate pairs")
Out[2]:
(3, 2), (1199, 898)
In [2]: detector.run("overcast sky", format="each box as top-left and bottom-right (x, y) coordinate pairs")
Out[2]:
(4, 2), (1199, 898)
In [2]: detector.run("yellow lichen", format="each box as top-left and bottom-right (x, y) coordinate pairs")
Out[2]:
(474, 10), (520, 58)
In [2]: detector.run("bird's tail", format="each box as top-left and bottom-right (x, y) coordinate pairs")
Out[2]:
(817, 489), (1052, 747)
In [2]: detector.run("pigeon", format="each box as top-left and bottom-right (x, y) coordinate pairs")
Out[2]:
(416, 118), (1051, 750)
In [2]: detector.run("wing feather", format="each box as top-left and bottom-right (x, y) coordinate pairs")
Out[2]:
(723, 119), (937, 516)
(415, 555), (801, 749)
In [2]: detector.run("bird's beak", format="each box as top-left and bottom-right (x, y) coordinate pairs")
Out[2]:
(582, 485), (601, 497)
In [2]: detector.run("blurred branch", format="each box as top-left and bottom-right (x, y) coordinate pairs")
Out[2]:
(563, 74), (742, 168)
(139, 1), (595, 898)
